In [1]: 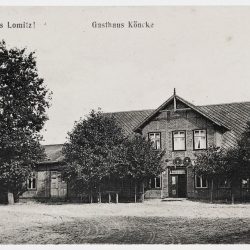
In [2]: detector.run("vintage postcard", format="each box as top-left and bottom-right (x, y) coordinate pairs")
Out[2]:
(0, 3), (250, 245)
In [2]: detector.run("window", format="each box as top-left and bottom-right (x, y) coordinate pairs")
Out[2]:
(27, 173), (36, 190)
(149, 176), (161, 188)
(173, 131), (186, 151)
(194, 130), (207, 150)
(148, 132), (161, 149)
(195, 175), (208, 188)
(242, 178), (250, 189)
(218, 178), (231, 188)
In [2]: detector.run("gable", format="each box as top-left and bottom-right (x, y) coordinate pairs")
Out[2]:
(133, 94), (228, 133)
(164, 99), (190, 111)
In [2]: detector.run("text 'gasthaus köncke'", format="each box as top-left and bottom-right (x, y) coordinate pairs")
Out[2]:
(92, 21), (154, 29)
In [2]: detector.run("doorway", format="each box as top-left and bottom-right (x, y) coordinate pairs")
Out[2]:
(50, 171), (67, 198)
(170, 174), (187, 198)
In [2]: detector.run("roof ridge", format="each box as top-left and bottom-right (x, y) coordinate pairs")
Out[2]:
(103, 109), (154, 114)
(199, 100), (250, 107)
(104, 101), (250, 115)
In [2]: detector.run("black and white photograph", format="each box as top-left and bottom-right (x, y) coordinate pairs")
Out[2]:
(0, 2), (250, 245)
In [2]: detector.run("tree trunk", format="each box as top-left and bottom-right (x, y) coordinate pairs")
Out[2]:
(232, 193), (235, 204)
(210, 179), (214, 203)
(89, 188), (93, 203)
(134, 181), (137, 203)
(140, 182), (145, 203)
(98, 185), (101, 203)
(8, 191), (14, 205)
(231, 175), (236, 204)
(231, 183), (235, 204)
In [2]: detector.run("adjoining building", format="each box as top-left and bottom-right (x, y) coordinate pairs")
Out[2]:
(21, 91), (250, 202)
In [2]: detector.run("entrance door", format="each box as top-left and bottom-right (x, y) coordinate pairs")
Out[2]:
(170, 174), (187, 198)
(51, 171), (59, 197)
(178, 174), (187, 198)
(170, 175), (178, 198)
(50, 171), (67, 198)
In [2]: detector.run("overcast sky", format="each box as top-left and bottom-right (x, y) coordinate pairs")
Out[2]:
(1, 6), (250, 144)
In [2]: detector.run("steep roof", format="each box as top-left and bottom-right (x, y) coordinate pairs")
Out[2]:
(107, 101), (250, 148)
(199, 101), (250, 148)
(42, 100), (250, 161)
(104, 109), (154, 136)
(42, 144), (64, 163)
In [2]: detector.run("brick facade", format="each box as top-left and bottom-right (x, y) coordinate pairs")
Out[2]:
(138, 96), (250, 201)
(140, 97), (223, 199)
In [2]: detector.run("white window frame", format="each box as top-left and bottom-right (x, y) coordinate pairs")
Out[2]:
(173, 131), (186, 151)
(27, 173), (37, 190)
(194, 129), (207, 150)
(195, 175), (208, 188)
(148, 132), (161, 150)
(149, 175), (162, 189)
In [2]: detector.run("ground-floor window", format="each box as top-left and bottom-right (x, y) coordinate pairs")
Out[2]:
(195, 175), (208, 188)
(149, 175), (161, 189)
(242, 178), (250, 189)
(27, 173), (37, 190)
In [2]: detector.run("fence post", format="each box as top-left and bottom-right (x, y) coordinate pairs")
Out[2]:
(134, 182), (137, 203)
(8, 191), (14, 205)
(210, 179), (214, 203)
(108, 192), (111, 203)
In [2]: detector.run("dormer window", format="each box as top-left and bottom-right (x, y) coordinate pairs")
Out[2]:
(148, 132), (161, 149)
(193, 130), (207, 150)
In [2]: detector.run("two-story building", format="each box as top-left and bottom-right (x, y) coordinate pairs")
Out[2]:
(21, 91), (250, 202)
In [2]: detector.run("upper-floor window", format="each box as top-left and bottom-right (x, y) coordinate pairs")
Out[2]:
(195, 175), (208, 188)
(193, 129), (207, 150)
(148, 132), (161, 149)
(173, 131), (186, 151)
(27, 173), (37, 190)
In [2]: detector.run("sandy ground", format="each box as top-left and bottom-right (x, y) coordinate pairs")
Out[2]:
(1, 199), (250, 244)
